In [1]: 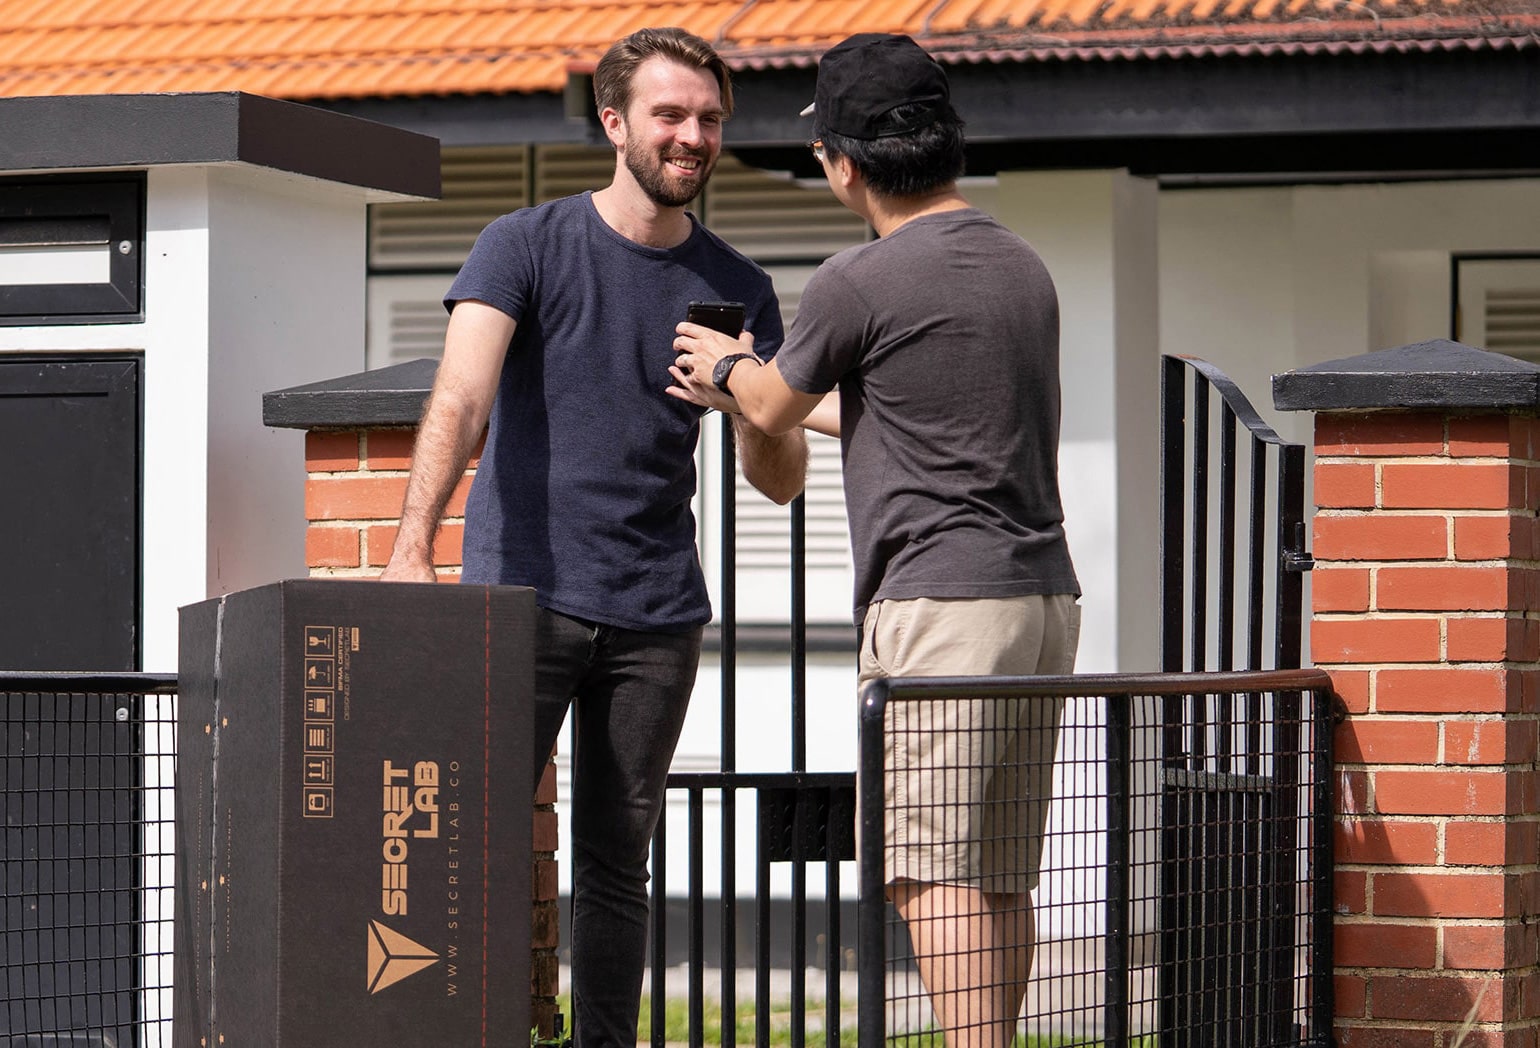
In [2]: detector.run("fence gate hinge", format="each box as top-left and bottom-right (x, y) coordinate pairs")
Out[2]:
(1283, 521), (1315, 573)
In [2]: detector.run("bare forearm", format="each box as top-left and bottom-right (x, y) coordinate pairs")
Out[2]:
(391, 392), (483, 563)
(382, 300), (513, 580)
(801, 391), (841, 438)
(735, 415), (808, 506)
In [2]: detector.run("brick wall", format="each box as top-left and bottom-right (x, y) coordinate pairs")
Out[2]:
(1312, 411), (1540, 1047)
(302, 426), (563, 1036)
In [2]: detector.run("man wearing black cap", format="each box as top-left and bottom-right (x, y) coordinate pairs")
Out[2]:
(670, 31), (1081, 1048)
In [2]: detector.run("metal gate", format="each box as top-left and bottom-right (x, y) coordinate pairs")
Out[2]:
(1153, 354), (1330, 1048)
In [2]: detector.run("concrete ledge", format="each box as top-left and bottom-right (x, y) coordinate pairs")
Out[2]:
(263, 357), (436, 429)
(0, 92), (440, 201)
(1273, 339), (1540, 413)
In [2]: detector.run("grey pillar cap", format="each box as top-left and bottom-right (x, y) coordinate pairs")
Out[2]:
(263, 358), (437, 429)
(1273, 339), (1540, 413)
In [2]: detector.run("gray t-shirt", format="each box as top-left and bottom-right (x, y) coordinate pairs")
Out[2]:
(774, 207), (1079, 623)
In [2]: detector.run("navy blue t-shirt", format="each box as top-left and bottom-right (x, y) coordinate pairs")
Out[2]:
(445, 192), (782, 631)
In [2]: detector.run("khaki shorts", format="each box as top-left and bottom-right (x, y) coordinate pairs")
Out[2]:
(859, 593), (1081, 895)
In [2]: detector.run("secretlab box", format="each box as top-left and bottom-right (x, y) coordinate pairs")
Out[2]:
(174, 578), (535, 1047)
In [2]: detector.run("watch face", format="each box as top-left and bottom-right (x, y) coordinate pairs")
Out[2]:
(713, 354), (743, 393)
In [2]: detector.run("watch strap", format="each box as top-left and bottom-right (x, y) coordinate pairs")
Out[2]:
(712, 353), (756, 394)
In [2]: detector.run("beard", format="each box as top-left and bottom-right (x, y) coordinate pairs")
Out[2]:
(625, 143), (717, 208)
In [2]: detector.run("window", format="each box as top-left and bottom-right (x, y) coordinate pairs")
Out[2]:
(1454, 255), (1540, 363)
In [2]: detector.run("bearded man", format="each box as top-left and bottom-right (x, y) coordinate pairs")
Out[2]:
(380, 26), (807, 1048)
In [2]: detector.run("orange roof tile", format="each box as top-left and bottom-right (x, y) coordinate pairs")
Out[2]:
(0, 0), (1534, 101)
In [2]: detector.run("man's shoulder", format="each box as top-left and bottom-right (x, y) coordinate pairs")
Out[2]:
(689, 217), (772, 279)
(484, 192), (587, 233)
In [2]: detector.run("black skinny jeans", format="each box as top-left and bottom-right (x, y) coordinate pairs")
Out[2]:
(529, 608), (702, 1048)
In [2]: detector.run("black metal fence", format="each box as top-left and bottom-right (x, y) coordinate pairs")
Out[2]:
(2, 672), (177, 1047)
(857, 669), (1335, 1048)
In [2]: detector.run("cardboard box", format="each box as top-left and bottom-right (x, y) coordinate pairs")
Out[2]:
(174, 579), (535, 1047)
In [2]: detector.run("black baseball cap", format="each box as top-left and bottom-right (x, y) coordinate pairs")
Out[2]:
(800, 33), (958, 140)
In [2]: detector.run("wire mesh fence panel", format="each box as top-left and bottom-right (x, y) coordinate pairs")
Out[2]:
(859, 670), (1333, 1048)
(3, 678), (177, 1048)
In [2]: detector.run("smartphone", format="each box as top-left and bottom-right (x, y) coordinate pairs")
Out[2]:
(686, 300), (746, 337)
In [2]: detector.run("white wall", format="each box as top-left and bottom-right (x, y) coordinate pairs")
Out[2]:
(205, 165), (369, 605)
(995, 169), (1161, 674)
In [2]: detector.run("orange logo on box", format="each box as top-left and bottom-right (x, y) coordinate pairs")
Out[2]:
(366, 920), (439, 993)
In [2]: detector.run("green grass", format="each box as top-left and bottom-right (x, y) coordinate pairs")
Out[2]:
(635, 994), (860, 1048)
(548, 996), (1154, 1048)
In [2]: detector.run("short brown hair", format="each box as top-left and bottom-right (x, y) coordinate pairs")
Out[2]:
(593, 27), (734, 121)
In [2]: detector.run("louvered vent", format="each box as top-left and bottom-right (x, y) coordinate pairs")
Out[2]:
(1483, 287), (1540, 363)
(533, 145), (615, 203)
(733, 433), (848, 569)
(723, 256), (853, 573)
(1456, 257), (1540, 365)
(368, 146), (528, 270)
(365, 274), (455, 370)
(705, 154), (869, 261)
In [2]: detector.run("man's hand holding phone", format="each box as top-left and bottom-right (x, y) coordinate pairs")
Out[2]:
(669, 300), (758, 412)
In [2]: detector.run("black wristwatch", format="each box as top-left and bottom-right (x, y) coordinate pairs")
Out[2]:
(712, 353), (757, 394)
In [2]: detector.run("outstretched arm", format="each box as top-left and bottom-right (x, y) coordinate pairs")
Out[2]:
(733, 415), (808, 506)
(380, 300), (515, 581)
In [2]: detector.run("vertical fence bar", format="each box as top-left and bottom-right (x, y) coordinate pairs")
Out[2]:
(652, 814), (669, 1048)
(790, 494), (809, 1048)
(1218, 406), (1238, 674)
(826, 847), (841, 1048)
(1104, 692), (1133, 1045)
(721, 785), (737, 1048)
(689, 788), (705, 1048)
(791, 495), (807, 774)
(1246, 439), (1269, 674)
(1311, 685), (1336, 1046)
(1189, 373), (1211, 674)
(791, 816), (807, 1048)
(1276, 443), (1308, 670)
(756, 810), (772, 1048)
(1160, 357), (1187, 672)
(719, 404), (741, 1048)
(856, 684), (888, 1048)
(1269, 687), (1304, 1041)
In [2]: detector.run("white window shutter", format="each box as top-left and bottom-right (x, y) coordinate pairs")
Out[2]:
(368, 146), (529, 271)
(1456, 257), (1540, 364)
(365, 274), (455, 370)
(533, 145), (615, 203)
(703, 154), (870, 261)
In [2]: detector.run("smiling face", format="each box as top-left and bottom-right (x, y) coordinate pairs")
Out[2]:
(605, 56), (725, 209)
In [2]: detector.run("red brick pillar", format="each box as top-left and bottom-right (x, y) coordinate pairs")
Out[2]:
(274, 397), (563, 1034)
(1277, 340), (1540, 1047)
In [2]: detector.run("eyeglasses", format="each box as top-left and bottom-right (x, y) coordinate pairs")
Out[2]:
(808, 139), (826, 163)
